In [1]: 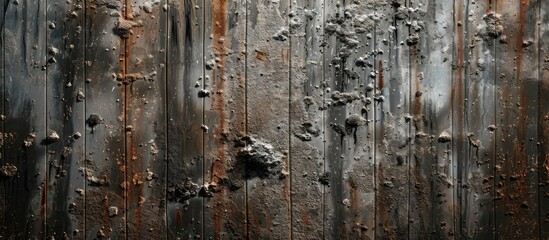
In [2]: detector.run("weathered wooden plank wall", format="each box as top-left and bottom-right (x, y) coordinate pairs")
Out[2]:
(0, 0), (547, 239)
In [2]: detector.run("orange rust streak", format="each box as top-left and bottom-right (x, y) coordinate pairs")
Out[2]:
(378, 60), (384, 90)
(514, 0), (529, 174)
(211, 0), (228, 237)
(265, 215), (271, 238)
(103, 193), (111, 228)
(176, 208), (183, 225)
(40, 178), (46, 232)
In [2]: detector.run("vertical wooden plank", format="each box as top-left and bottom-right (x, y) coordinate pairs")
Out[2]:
(322, 2), (341, 237)
(166, 0), (204, 238)
(124, 0), (168, 238)
(3, 0), (47, 238)
(45, 0), (86, 238)
(289, 0), (324, 239)
(0, 0), (5, 234)
(324, 0), (376, 239)
(408, 0), (455, 238)
(494, 0), (539, 239)
(540, 0), (549, 238)
(202, 0), (248, 239)
(84, 0), (126, 238)
(246, 0), (291, 238)
(454, 0), (496, 238)
(374, 0), (410, 238)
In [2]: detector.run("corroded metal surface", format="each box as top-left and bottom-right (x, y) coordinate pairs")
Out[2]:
(0, 0), (547, 239)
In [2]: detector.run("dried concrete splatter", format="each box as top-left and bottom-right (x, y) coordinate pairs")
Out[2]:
(237, 136), (285, 179)
(86, 113), (104, 133)
(0, 163), (17, 177)
(476, 12), (503, 41)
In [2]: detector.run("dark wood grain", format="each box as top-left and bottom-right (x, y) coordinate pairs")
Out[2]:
(246, 0), (291, 238)
(3, 0), (47, 238)
(494, 0), (539, 239)
(124, 1), (168, 238)
(289, 0), (325, 239)
(84, 0), (126, 238)
(45, 0), (86, 238)
(166, 0), (204, 238)
(203, 0), (248, 238)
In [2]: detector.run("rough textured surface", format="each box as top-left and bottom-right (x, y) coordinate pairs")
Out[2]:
(246, 1), (291, 239)
(1, 0), (547, 239)
(494, 0), (540, 239)
(45, 0), (86, 238)
(84, 0), (126, 238)
(166, 0), (204, 238)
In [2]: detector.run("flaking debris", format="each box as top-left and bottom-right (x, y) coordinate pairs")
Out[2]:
(46, 130), (60, 144)
(108, 206), (118, 217)
(114, 19), (142, 38)
(294, 122), (320, 142)
(319, 172), (331, 186)
(91, 0), (122, 10)
(272, 28), (289, 41)
(237, 136), (285, 179)
(167, 178), (200, 207)
(438, 130), (452, 143)
(0, 163), (17, 177)
(477, 12), (503, 41)
(345, 114), (366, 134)
(23, 132), (36, 148)
(467, 133), (482, 148)
(330, 91), (362, 106)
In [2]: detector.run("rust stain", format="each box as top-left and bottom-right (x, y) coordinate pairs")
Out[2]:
(210, 0), (228, 237)
(256, 50), (270, 62)
(377, 60), (384, 90)
(265, 214), (271, 238)
(545, 153), (549, 183)
(453, 1), (465, 158)
(301, 208), (310, 228)
(103, 193), (111, 228)
(514, 0), (528, 173)
(281, 48), (288, 63)
(40, 178), (47, 232)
